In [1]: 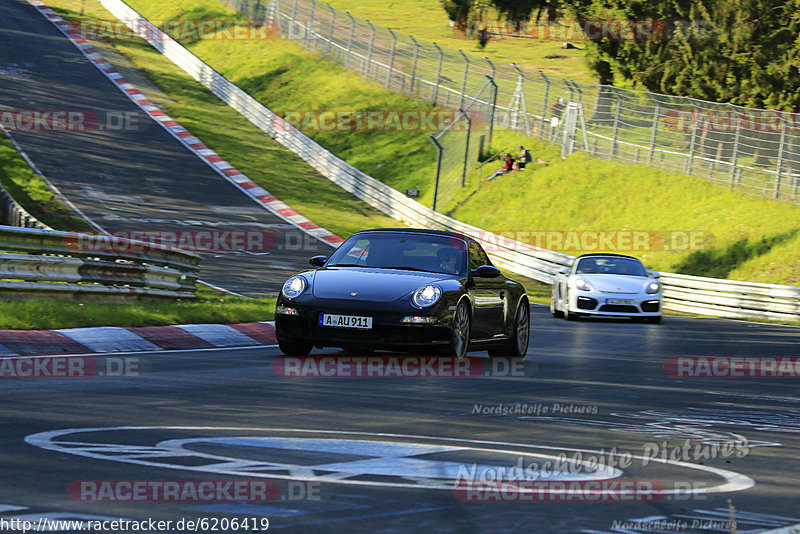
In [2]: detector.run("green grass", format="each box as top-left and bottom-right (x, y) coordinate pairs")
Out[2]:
(43, 0), (800, 289)
(319, 0), (598, 85)
(0, 284), (275, 330)
(0, 138), (91, 231)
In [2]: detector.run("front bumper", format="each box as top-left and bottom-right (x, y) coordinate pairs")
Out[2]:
(570, 292), (661, 316)
(275, 298), (452, 350)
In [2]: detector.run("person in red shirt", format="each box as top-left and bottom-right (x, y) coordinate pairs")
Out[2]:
(486, 153), (515, 181)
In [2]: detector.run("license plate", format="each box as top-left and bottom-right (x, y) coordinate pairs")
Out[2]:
(607, 298), (635, 305)
(319, 314), (373, 329)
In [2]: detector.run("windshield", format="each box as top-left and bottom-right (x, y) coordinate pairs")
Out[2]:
(575, 256), (647, 276)
(326, 233), (468, 276)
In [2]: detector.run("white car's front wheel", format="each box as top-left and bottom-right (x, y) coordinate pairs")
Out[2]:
(550, 289), (563, 318)
(563, 290), (580, 321)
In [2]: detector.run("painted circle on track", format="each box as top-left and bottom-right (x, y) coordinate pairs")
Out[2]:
(25, 426), (753, 495)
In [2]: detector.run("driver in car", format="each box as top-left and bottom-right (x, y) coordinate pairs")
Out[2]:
(437, 248), (460, 274)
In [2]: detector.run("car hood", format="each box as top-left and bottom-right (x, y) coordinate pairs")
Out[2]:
(579, 274), (651, 294)
(312, 267), (450, 302)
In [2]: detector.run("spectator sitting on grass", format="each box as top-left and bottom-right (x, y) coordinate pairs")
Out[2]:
(486, 153), (516, 181)
(516, 145), (533, 169)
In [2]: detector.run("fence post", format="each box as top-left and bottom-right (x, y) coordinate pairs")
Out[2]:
(364, 20), (376, 79)
(611, 89), (621, 157)
(290, 0), (299, 39)
(345, 11), (355, 68)
(432, 43), (444, 106)
(539, 71), (550, 138)
(730, 115), (742, 189)
(566, 79), (582, 107)
(685, 107), (699, 174)
(486, 74), (497, 151)
(460, 110), (471, 187)
(409, 36), (420, 96)
(306, 0), (315, 47)
(269, 0), (282, 37)
(386, 28), (397, 89)
(326, 4), (335, 54)
(429, 135), (443, 211)
(511, 63), (531, 136)
(458, 50), (469, 110)
(774, 124), (787, 200)
(648, 101), (660, 163)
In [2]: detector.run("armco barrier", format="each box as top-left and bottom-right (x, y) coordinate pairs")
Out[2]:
(79, 0), (800, 321)
(660, 273), (800, 322)
(0, 183), (49, 230)
(0, 225), (200, 300)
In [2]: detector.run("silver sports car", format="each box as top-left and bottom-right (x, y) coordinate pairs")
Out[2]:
(550, 253), (662, 323)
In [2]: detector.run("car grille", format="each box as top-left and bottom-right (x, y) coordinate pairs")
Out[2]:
(577, 297), (598, 310)
(598, 304), (640, 313)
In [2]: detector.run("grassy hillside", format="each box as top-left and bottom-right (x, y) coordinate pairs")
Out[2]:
(319, 0), (597, 85)
(44, 0), (800, 287)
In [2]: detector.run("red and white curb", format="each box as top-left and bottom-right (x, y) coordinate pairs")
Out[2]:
(27, 0), (344, 248)
(0, 322), (276, 356)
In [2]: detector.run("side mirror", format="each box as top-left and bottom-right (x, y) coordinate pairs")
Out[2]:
(472, 265), (501, 278)
(558, 267), (570, 276)
(648, 270), (660, 279)
(309, 255), (327, 267)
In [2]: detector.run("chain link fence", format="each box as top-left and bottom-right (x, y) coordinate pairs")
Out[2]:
(223, 0), (800, 205)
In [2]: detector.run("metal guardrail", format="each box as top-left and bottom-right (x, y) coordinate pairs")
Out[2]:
(0, 184), (49, 230)
(97, 0), (800, 321)
(0, 129), (52, 230)
(0, 225), (201, 300)
(660, 273), (800, 322)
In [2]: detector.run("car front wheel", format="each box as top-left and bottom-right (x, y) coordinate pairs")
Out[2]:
(448, 300), (471, 358)
(563, 291), (580, 321)
(550, 290), (563, 318)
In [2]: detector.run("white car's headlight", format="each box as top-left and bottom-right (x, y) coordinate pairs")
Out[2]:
(412, 285), (442, 308)
(281, 276), (307, 300)
(646, 281), (661, 294)
(574, 278), (593, 291)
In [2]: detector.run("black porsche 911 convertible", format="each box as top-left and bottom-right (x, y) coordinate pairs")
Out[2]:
(274, 228), (530, 358)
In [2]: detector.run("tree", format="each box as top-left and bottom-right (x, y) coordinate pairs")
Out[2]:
(570, 0), (800, 111)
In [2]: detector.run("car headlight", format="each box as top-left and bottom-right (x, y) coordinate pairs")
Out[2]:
(411, 285), (442, 308)
(646, 281), (661, 294)
(574, 278), (593, 291)
(281, 276), (307, 300)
